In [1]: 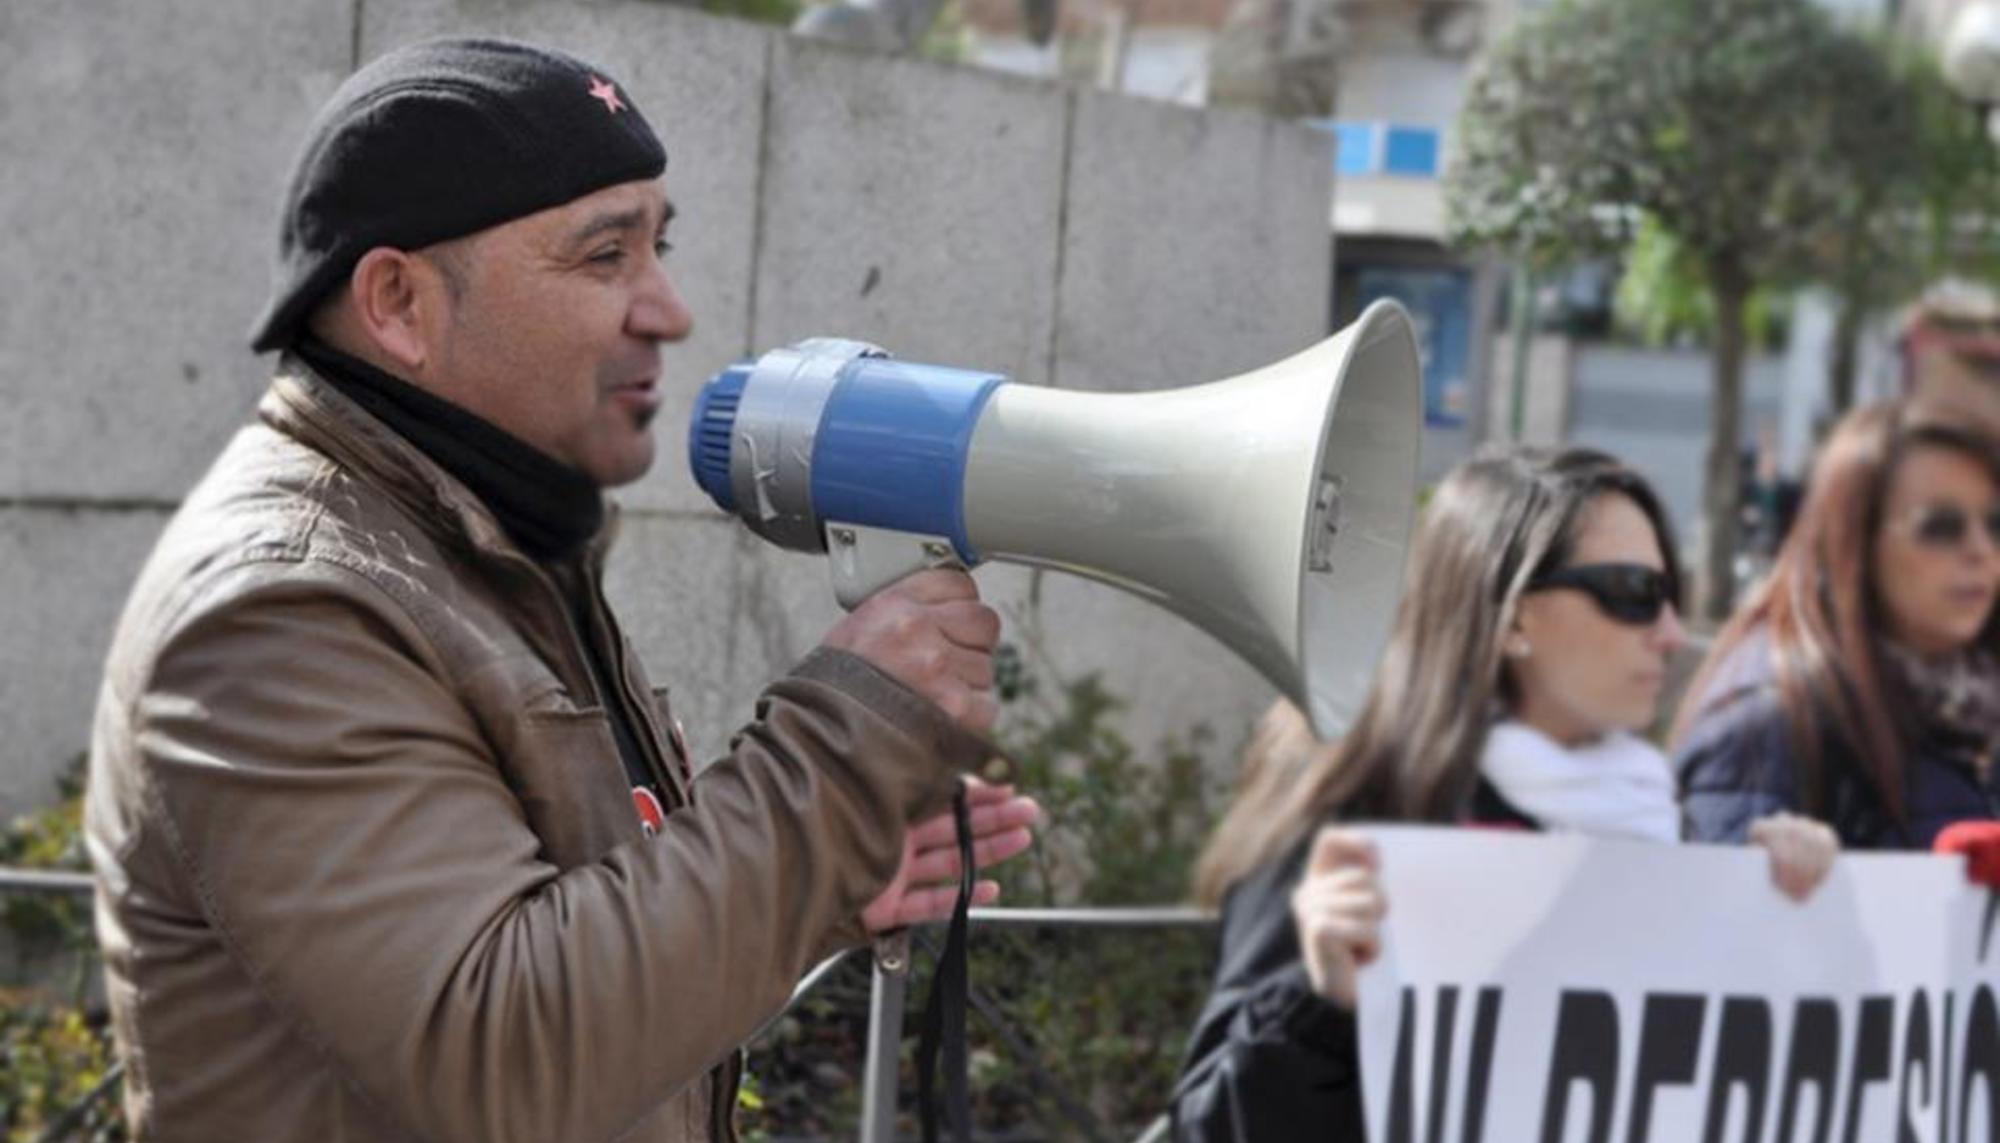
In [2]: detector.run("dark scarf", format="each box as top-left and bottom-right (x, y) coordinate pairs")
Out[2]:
(294, 336), (604, 560)
(1883, 642), (2000, 784)
(295, 337), (665, 806)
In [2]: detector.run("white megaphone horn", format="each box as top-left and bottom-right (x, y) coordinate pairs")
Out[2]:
(687, 300), (1423, 736)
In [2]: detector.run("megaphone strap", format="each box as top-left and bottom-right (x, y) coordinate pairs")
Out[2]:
(916, 782), (975, 1143)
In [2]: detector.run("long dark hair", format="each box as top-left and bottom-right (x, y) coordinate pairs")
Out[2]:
(1194, 445), (1680, 903)
(1670, 401), (2000, 825)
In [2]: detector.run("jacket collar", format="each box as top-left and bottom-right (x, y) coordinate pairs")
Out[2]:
(259, 355), (622, 571)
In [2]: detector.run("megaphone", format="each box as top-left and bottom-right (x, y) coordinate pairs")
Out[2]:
(687, 300), (1423, 736)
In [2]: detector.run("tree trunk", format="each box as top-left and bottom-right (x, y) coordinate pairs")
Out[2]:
(1701, 263), (1750, 625)
(1828, 292), (1863, 418)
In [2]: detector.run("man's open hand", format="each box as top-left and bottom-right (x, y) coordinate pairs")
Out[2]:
(862, 778), (1041, 933)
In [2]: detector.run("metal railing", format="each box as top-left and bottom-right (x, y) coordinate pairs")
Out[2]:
(2, 866), (115, 1143)
(0, 868), (93, 896)
(2, 869), (1215, 1143)
(828, 906), (1215, 1143)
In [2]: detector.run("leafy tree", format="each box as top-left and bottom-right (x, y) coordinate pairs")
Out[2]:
(1813, 37), (2000, 416)
(1613, 215), (1788, 351)
(1447, 0), (1911, 619)
(1907, 44), (2000, 289)
(1608, 35), (1999, 423)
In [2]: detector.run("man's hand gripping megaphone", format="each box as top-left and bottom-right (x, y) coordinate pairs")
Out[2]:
(830, 566), (1037, 939)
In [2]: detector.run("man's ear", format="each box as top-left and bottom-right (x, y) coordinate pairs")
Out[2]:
(346, 248), (446, 372)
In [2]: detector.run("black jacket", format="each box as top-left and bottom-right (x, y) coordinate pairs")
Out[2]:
(1676, 637), (1999, 850)
(1171, 789), (1532, 1141)
(1172, 833), (1362, 1142)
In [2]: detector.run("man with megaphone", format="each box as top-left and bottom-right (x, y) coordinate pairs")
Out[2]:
(85, 37), (1037, 1143)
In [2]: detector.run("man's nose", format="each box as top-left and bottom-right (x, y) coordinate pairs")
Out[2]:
(630, 258), (694, 343)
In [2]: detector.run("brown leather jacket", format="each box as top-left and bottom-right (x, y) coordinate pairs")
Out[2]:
(86, 360), (985, 1142)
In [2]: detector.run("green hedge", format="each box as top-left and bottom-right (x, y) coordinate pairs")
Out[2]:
(1, 761), (124, 1143)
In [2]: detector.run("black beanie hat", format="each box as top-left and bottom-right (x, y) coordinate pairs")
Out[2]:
(250, 37), (667, 352)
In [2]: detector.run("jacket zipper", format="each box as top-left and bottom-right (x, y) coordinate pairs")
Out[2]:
(520, 551), (735, 1135)
(577, 557), (691, 810)
(493, 551), (684, 809)
(573, 561), (740, 1139)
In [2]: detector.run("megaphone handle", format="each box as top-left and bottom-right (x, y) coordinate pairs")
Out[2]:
(826, 521), (968, 610)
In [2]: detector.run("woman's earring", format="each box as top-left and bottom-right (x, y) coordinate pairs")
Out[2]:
(1506, 637), (1532, 660)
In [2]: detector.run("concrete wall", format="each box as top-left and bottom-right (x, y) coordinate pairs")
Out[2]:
(0, 0), (1332, 819)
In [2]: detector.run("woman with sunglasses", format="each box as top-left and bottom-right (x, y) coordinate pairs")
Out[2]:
(1674, 402), (2000, 851)
(1174, 445), (1835, 1142)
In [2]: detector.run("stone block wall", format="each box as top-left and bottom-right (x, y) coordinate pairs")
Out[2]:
(0, 0), (1332, 818)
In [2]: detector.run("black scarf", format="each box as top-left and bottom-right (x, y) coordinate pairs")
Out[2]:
(1883, 641), (2000, 785)
(294, 336), (604, 561)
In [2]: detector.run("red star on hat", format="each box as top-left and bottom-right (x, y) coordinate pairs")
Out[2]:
(587, 75), (626, 115)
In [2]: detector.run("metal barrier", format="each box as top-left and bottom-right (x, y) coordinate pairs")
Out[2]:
(2, 869), (1215, 1143)
(844, 906), (1214, 1143)
(1, 867), (112, 1143)
(0, 868), (93, 896)
(756, 905), (1218, 1142)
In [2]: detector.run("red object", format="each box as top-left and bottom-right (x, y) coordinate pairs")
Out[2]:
(631, 786), (666, 837)
(1933, 821), (2000, 889)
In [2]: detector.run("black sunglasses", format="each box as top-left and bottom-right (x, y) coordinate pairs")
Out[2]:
(1904, 502), (2000, 550)
(1527, 563), (1678, 626)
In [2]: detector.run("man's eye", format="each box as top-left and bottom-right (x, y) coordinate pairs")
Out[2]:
(589, 246), (624, 265)
(653, 238), (674, 258)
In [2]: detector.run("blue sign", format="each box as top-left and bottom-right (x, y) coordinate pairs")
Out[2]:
(1318, 122), (1445, 179)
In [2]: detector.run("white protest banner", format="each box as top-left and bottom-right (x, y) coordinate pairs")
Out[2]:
(1353, 827), (1999, 1143)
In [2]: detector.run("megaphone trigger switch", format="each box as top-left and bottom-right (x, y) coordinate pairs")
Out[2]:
(826, 522), (967, 610)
